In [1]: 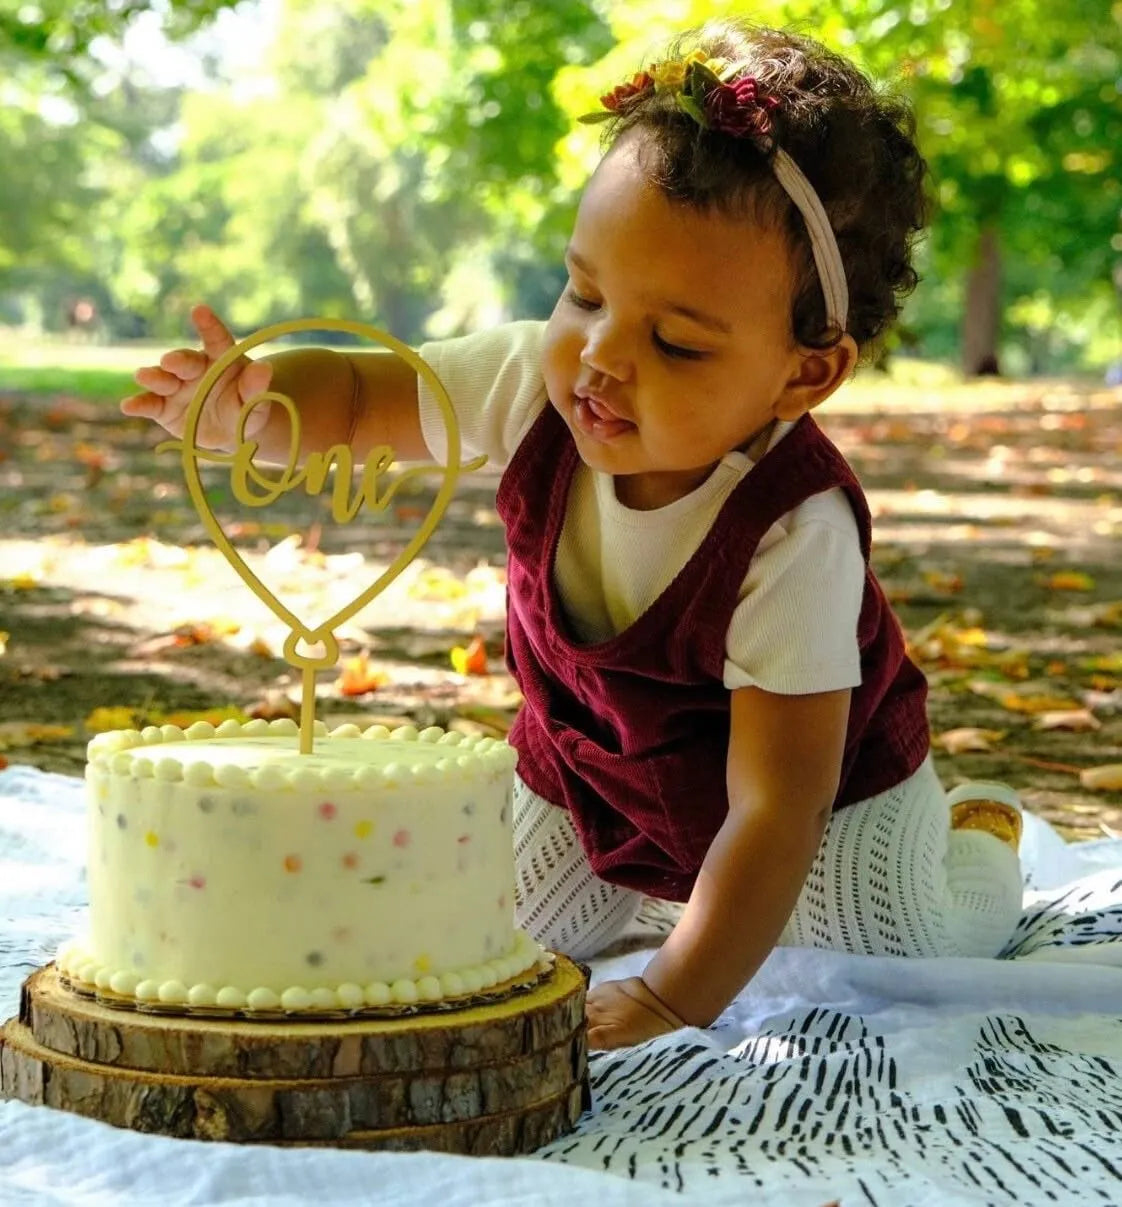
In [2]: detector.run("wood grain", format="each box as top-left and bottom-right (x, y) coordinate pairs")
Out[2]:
(1, 957), (589, 1154)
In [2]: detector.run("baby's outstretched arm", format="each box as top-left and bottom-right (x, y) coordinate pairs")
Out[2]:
(587, 686), (850, 1049)
(122, 303), (427, 464)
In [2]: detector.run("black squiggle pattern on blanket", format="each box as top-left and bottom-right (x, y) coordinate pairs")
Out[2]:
(1002, 870), (1122, 960)
(545, 1009), (1122, 1203)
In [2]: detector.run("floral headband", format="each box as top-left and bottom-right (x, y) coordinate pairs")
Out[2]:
(581, 50), (850, 334)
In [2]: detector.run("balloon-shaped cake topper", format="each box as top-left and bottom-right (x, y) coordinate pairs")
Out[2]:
(156, 318), (485, 754)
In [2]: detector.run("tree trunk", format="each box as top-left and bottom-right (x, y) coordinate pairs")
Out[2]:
(961, 224), (1003, 376)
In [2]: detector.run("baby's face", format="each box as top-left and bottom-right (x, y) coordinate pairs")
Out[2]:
(542, 133), (807, 510)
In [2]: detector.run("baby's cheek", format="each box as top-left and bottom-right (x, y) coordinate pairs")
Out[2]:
(541, 318), (578, 401)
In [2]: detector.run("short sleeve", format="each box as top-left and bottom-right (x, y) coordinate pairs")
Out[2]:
(417, 321), (548, 468)
(723, 504), (866, 694)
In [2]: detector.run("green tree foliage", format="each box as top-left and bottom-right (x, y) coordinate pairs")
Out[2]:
(788, 0), (1121, 371)
(0, 0), (242, 84)
(0, 0), (1117, 369)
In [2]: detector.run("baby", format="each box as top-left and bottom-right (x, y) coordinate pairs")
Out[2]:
(124, 20), (1025, 1049)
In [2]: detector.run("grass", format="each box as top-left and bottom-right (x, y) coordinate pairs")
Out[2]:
(0, 338), (158, 401)
(0, 334), (1115, 411)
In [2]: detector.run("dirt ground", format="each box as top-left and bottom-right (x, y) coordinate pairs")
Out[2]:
(1, 374), (1120, 842)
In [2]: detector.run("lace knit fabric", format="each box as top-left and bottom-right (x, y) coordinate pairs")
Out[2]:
(513, 758), (1023, 962)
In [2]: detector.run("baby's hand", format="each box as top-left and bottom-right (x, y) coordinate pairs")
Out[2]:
(121, 304), (274, 451)
(585, 976), (686, 1050)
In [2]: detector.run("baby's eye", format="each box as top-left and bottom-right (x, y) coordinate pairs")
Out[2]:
(565, 289), (600, 311)
(653, 330), (707, 361)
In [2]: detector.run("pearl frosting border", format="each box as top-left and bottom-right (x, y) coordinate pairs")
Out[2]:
(86, 718), (518, 789)
(56, 929), (545, 1014)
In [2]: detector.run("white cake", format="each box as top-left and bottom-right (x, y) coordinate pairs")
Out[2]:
(57, 718), (542, 1013)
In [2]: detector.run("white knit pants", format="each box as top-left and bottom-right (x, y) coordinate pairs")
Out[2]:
(513, 757), (1023, 962)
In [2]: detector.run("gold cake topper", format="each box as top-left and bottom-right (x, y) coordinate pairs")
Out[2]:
(157, 317), (485, 754)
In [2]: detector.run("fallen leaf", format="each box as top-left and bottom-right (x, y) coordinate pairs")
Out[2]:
(409, 568), (469, 602)
(1080, 764), (1122, 791)
(1033, 709), (1101, 731)
(935, 727), (1006, 754)
(998, 692), (1083, 714)
(161, 706), (248, 729)
(173, 619), (241, 647)
(450, 634), (489, 676)
(1093, 602), (1122, 628)
(0, 755), (8, 770)
(0, 630), (7, 656)
(337, 652), (390, 697)
(1039, 571), (1096, 592)
(921, 569), (964, 594)
(248, 692), (300, 722)
(85, 707), (140, 733)
(0, 722), (74, 748)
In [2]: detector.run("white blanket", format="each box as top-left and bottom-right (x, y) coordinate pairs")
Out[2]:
(2, 765), (1121, 1207)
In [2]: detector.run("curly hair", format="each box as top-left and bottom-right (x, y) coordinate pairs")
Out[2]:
(597, 22), (929, 356)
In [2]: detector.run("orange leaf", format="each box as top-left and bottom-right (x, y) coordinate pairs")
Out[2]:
(248, 692), (300, 722)
(1040, 571), (1096, 592)
(173, 619), (240, 647)
(337, 652), (389, 697)
(450, 635), (489, 676)
(1092, 602), (1122, 628)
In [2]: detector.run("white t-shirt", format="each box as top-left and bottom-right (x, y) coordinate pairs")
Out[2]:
(418, 321), (865, 694)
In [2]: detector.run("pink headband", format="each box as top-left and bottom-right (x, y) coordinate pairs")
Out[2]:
(582, 56), (850, 334)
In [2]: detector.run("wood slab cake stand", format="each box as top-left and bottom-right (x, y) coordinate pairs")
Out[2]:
(0, 957), (589, 1154)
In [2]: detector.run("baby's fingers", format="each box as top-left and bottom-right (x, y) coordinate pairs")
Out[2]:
(133, 365), (187, 397)
(120, 391), (171, 420)
(159, 347), (209, 380)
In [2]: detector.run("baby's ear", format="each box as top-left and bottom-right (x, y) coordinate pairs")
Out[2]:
(774, 334), (858, 421)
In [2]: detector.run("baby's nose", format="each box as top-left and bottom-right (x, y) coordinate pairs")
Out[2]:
(579, 323), (631, 382)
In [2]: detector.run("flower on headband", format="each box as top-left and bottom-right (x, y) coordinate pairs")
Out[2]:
(598, 70), (653, 113)
(579, 54), (780, 145)
(650, 50), (726, 90)
(705, 75), (779, 140)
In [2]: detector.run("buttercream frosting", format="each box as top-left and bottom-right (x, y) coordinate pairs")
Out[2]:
(61, 719), (540, 1013)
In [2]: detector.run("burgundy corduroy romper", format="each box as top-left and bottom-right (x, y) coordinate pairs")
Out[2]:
(496, 406), (930, 903)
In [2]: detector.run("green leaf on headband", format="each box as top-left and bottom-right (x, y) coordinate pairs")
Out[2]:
(577, 111), (614, 125)
(675, 92), (709, 127)
(690, 60), (725, 92)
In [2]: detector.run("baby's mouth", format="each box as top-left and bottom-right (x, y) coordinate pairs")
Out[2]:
(572, 393), (635, 441)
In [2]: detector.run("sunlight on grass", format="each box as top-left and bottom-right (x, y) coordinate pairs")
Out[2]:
(1, 336), (1116, 411)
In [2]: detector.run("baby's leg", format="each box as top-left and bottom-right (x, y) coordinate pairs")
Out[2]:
(512, 775), (643, 960)
(778, 757), (1023, 958)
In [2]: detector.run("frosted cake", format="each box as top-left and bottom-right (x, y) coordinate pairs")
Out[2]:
(57, 718), (542, 1013)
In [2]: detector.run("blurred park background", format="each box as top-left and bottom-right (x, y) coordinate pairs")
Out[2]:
(1, 0), (1119, 379)
(1, 1), (1121, 835)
